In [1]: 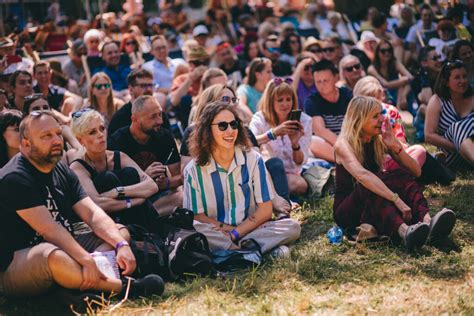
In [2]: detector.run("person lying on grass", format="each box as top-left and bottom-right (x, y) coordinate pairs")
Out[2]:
(333, 96), (456, 251)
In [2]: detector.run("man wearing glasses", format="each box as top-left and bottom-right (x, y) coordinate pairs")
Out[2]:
(108, 68), (171, 137)
(262, 35), (292, 77)
(0, 111), (163, 307)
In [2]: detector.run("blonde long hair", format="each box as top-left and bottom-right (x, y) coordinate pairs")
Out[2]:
(339, 96), (386, 170)
(88, 72), (115, 121)
(258, 79), (297, 127)
(193, 84), (236, 123)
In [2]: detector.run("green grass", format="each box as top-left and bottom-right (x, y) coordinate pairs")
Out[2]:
(2, 171), (471, 315)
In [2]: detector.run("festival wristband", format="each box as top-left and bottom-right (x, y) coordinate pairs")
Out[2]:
(165, 177), (171, 190)
(292, 144), (301, 151)
(230, 229), (240, 241)
(390, 193), (399, 203)
(115, 240), (130, 252)
(267, 129), (276, 141)
(126, 198), (132, 209)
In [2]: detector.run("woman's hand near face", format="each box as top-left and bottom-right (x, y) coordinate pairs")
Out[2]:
(382, 117), (402, 153)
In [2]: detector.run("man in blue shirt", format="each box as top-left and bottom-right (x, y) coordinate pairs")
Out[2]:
(96, 42), (131, 97)
(142, 35), (184, 95)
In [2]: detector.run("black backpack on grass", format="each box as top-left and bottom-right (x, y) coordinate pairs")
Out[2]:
(127, 209), (214, 280)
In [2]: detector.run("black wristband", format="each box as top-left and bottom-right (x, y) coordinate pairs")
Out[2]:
(292, 144), (301, 151)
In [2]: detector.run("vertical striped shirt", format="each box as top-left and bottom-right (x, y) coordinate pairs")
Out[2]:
(183, 147), (274, 226)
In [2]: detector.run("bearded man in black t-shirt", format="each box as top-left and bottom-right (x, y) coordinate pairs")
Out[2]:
(108, 95), (183, 216)
(0, 111), (163, 302)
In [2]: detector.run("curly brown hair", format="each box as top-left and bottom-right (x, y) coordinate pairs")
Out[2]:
(189, 101), (251, 166)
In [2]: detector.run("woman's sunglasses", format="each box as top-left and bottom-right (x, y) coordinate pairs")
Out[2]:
(212, 120), (240, 131)
(322, 47), (336, 53)
(379, 48), (392, 55)
(94, 83), (111, 90)
(72, 107), (93, 119)
(344, 63), (361, 72)
(274, 77), (293, 86)
(221, 96), (239, 104)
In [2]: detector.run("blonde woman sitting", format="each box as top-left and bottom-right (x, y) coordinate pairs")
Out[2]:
(333, 96), (456, 251)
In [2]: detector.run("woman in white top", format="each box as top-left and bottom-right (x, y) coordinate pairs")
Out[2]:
(249, 78), (311, 195)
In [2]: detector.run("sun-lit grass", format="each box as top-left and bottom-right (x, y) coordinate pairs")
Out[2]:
(0, 171), (472, 315)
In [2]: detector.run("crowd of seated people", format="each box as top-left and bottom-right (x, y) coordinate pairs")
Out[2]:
(0, 0), (472, 308)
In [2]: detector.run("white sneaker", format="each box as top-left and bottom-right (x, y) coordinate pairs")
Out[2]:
(270, 245), (291, 260)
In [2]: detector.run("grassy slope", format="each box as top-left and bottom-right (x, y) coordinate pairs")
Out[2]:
(1, 121), (473, 315)
(108, 172), (474, 315)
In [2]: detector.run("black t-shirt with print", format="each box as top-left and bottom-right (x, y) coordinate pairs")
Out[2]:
(107, 126), (180, 172)
(0, 155), (86, 271)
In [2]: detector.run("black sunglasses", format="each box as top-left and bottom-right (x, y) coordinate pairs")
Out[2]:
(192, 59), (210, 67)
(212, 120), (240, 131)
(431, 54), (441, 61)
(380, 48), (392, 54)
(309, 48), (322, 54)
(344, 63), (361, 72)
(322, 47), (336, 53)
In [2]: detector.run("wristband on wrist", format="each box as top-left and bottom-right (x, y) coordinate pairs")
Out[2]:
(230, 229), (240, 241)
(165, 177), (171, 190)
(292, 144), (301, 151)
(267, 129), (276, 141)
(126, 198), (132, 209)
(390, 193), (399, 203)
(115, 240), (129, 252)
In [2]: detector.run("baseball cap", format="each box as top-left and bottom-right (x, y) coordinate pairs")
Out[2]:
(192, 25), (209, 37)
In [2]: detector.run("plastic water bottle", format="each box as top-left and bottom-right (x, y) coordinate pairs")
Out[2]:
(327, 226), (343, 245)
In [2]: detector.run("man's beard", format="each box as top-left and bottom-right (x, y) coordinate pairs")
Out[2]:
(30, 144), (63, 166)
(140, 122), (159, 136)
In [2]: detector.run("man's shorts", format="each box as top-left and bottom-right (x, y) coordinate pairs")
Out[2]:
(0, 231), (104, 297)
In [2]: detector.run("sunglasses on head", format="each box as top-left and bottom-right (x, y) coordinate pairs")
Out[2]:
(221, 96), (239, 104)
(274, 77), (293, 86)
(24, 93), (44, 101)
(380, 48), (392, 54)
(212, 120), (240, 131)
(344, 63), (361, 72)
(72, 107), (93, 119)
(322, 47), (336, 53)
(192, 59), (210, 66)
(442, 59), (464, 72)
(94, 83), (111, 90)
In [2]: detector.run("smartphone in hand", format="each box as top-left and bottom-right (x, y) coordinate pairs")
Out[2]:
(288, 109), (302, 122)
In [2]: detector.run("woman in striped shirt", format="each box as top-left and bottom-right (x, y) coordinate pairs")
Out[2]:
(183, 101), (301, 253)
(425, 60), (473, 169)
